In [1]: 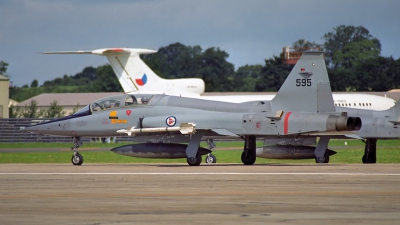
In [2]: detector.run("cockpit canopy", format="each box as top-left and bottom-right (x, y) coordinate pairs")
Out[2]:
(73, 94), (155, 116)
(91, 94), (154, 112)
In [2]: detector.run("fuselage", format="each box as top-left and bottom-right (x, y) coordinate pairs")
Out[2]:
(24, 94), (266, 137)
(24, 93), (361, 139)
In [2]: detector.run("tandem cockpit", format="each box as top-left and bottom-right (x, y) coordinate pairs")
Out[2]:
(73, 94), (157, 116)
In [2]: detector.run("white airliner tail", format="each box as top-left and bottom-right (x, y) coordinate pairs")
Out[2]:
(43, 48), (205, 96)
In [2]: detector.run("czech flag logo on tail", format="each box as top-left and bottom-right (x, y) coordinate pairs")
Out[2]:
(135, 73), (148, 86)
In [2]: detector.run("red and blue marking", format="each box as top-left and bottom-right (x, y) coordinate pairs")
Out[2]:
(135, 74), (148, 86)
(166, 116), (177, 127)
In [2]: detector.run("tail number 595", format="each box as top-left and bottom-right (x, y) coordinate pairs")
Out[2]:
(296, 78), (311, 87)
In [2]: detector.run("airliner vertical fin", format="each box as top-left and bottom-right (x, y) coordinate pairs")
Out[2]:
(42, 48), (205, 95)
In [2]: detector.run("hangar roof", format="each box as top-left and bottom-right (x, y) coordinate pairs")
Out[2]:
(0, 74), (9, 81)
(17, 92), (123, 107)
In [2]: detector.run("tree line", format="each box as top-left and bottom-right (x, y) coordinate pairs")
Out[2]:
(9, 100), (67, 118)
(2, 25), (400, 118)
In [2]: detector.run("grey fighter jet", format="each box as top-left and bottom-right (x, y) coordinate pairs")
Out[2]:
(257, 101), (400, 164)
(23, 52), (361, 166)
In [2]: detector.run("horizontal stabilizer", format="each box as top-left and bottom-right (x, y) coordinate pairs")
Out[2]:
(344, 134), (363, 139)
(42, 51), (93, 54)
(42, 48), (157, 56)
(265, 110), (284, 120)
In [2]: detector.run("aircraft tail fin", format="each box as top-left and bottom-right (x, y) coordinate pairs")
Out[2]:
(271, 51), (335, 113)
(43, 48), (159, 93)
(43, 48), (205, 95)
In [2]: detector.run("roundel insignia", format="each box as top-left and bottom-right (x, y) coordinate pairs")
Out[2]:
(166, 116), (176, 127)
(135, 73), (148, 86)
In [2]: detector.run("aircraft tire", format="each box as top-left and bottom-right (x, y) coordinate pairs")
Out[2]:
(241, 151), (256, 165)
(71, 153), (84, 166)
(362, 154), (376, 164)
(187, 153), (202, 166)
(205, 154), (217, 164)
(315, 155), (329, 163)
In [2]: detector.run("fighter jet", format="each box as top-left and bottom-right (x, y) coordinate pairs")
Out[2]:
(255, 98), (400, 164)
(23, 52), (362, 166)
(337, 103), (400, 163)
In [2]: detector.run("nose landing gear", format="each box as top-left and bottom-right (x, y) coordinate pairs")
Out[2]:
(70, 137), (83, 165)
(204, 139), (217, 164)
(205, 153), (217, 164)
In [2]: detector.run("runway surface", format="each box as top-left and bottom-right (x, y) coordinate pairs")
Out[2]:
(1, 163), (400, 225)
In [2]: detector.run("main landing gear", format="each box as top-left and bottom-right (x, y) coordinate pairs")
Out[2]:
(362, 138), (377, 164)
(70, 137), (83, 166)
(315, 150), (330, 163)
(204, 139), (217, 164)
(241, 136), (256, 165)
(314, 137), (331, 164)
(187, 152), (202, 166)
(185, 131), (204, 166)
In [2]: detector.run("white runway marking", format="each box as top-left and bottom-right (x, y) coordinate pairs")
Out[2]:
(1, 172), (400, 176)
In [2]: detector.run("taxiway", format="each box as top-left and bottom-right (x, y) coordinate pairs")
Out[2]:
(0, 164), (399, 225)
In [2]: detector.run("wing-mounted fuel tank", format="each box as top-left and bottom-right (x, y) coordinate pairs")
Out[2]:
(263, 136), (316, 145)
(111, 143), (211, 159)
(256, 145), (337, 159)
(257, 137), (334, 159)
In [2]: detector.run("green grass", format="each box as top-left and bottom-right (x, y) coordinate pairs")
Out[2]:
(0, 142), (128, 149)
(0, 139), (399, 164)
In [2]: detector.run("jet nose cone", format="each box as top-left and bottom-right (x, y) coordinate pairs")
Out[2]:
(22, 125), (37, 133)
(21, 123), (53, 135)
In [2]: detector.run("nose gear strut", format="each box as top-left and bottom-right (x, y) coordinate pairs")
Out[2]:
(70, 137), (84, 165)
(204, 139), (217, 164)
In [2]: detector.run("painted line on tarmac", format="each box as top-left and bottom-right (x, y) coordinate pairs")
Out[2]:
(1, 172), (400, 176)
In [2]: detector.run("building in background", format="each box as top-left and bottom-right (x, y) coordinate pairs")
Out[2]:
(0, 74), (9, 118)
(17, 92), (123, 116)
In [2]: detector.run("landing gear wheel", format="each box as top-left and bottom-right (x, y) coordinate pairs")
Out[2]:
(315, 155), (329, 163)
(205, 154), (217, 164)
(362, 154), (376, 164)
(241, 135), (256, 165)
(71, 152), (84, 166)
(241, 151), (256, 165)
(362, 138), (377, 164)
(187, 153), (202, 166)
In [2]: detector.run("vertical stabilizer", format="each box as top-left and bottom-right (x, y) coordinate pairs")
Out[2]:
(271, 52), (335, 113)
(97, 48), (161, 93)
(43, 48), (205, 95)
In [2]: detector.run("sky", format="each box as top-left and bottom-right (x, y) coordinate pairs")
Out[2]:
(1, 0), (400, 87)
